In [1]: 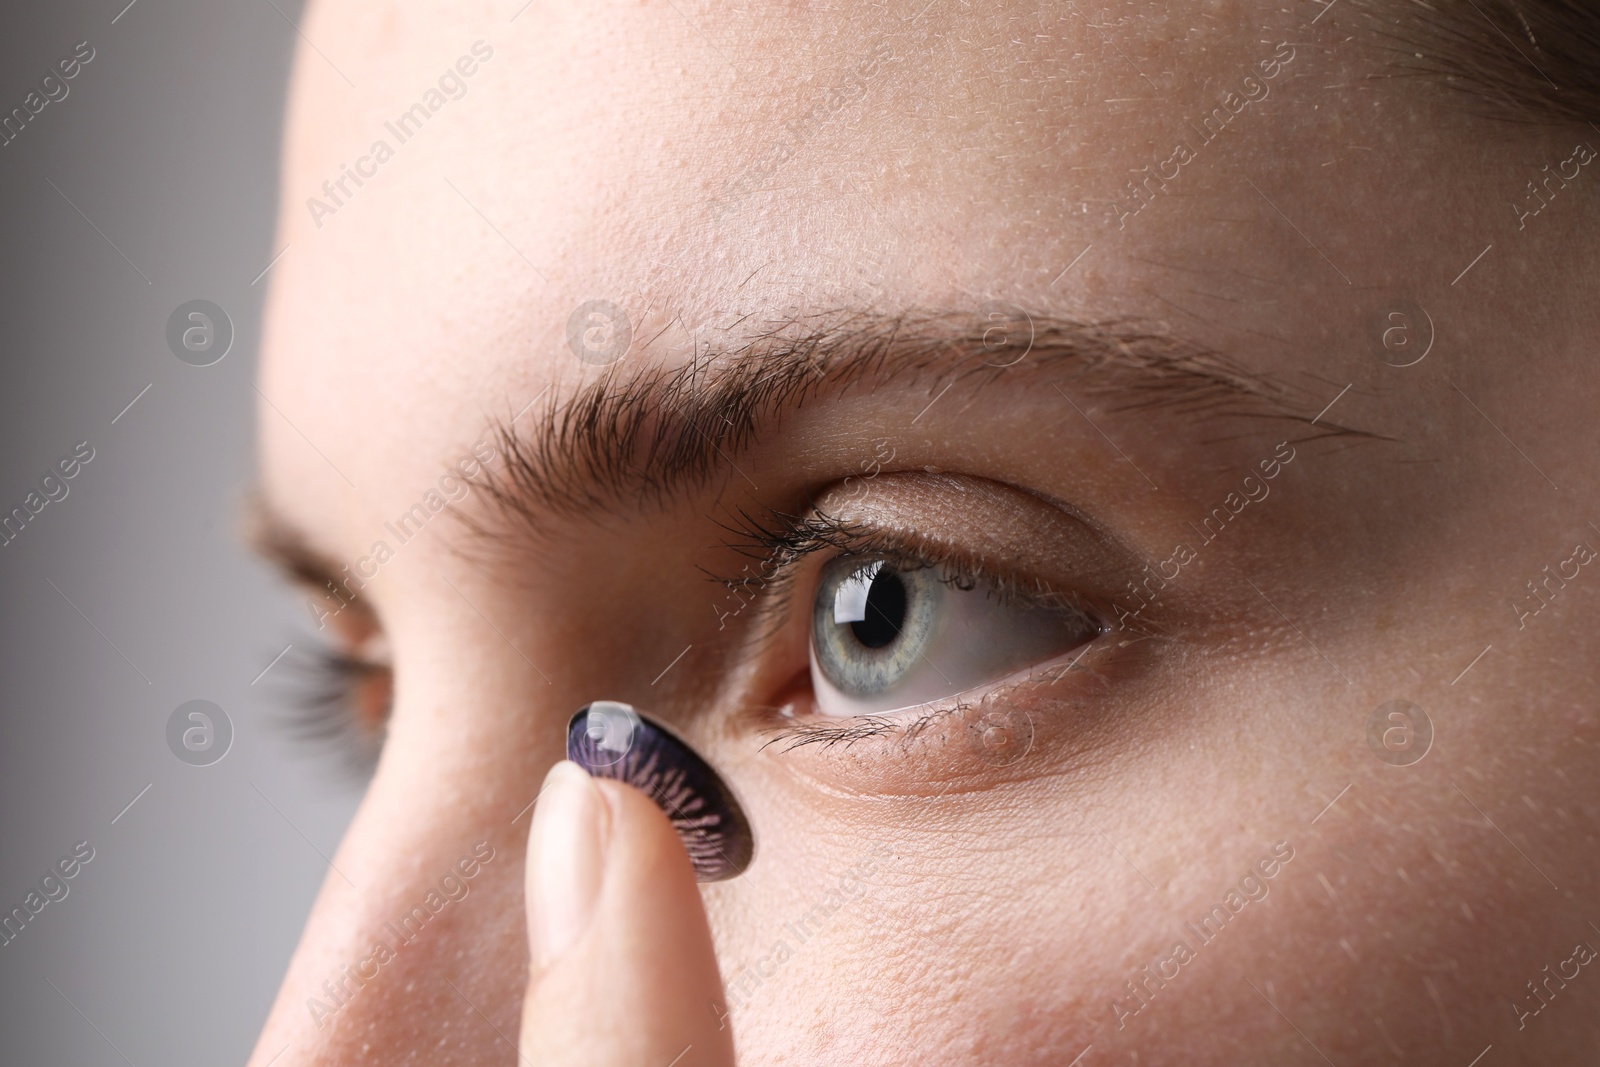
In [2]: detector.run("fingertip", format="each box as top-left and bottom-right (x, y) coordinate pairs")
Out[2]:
(520, 775), (736, 1066)
(527, 760), (610, 971)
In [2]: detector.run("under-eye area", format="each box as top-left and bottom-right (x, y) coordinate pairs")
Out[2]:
(741, 635), (1168, 800)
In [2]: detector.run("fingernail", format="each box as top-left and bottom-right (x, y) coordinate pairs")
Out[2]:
(529, 760), (609, 969)
(567, 701), (754, 882)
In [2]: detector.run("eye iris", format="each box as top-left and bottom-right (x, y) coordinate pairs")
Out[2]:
(853, 571), (907, 649)
(813, 557), (942, 699)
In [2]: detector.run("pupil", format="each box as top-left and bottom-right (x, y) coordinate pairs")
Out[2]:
(850, 569), (907, 649)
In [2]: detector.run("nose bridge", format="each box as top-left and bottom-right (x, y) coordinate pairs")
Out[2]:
(245, 764), (532, 1066)
(238, 529), (588, 1064)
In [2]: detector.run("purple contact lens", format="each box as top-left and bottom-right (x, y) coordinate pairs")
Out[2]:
(566, 701), (754, 882)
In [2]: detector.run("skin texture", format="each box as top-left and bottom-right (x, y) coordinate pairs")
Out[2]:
(248, 0), (1600, 1064)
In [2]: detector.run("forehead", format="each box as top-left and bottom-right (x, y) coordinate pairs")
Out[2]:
(273, 0), (1360, 268)
(256, 0), (1462, 545)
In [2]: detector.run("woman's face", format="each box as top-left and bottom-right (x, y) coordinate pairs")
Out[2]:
(249, 1), (1600, 1063)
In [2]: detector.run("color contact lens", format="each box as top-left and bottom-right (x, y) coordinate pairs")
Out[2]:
(566, 701), (754, 882)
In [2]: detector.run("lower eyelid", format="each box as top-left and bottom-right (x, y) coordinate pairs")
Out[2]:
(753, 633), (1169, 800)
(767, 639), (1108, 753)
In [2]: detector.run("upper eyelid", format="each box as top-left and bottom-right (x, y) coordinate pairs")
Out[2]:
(715, 506), (864, 590)
(712, 505), (1104, 644)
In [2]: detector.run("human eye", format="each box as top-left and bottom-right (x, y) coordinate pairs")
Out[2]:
(725, 471), (1147, 755)
(810, 553), (1102, 718)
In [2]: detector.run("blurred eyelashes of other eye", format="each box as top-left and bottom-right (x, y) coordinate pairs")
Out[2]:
(278, 640), (393, 779)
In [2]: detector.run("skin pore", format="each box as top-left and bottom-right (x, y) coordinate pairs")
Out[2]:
(248, 0), (1600, 1064)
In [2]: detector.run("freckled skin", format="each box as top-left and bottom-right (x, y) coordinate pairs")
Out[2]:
(251, 1), (1600, 1064)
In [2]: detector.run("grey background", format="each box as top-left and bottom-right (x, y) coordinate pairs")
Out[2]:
(0, 1), (361, 1064)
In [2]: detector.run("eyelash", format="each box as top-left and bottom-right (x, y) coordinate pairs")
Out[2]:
(720, 506), (1095, 621)
(716, 504), (1110, 747)
(286, 506), (1109, 765)
(278, 645), (391, 779)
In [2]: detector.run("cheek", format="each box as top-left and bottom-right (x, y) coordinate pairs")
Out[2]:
(709, 828), (1094, 1065)
(702, 763), (1119, 1064)
(1117, 789), (1585, 1061)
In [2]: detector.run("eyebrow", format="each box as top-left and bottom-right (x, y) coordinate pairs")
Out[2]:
(473, 307), (1368, 540)
(243, 493), (373, 620)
